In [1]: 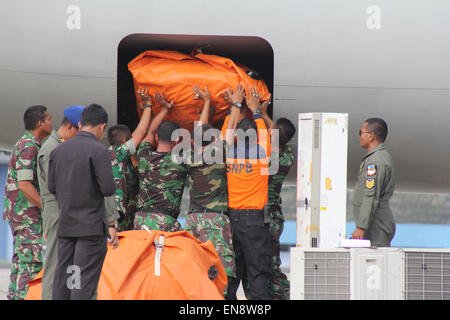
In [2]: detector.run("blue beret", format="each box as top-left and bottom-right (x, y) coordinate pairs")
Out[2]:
(63, 105), (85, 128)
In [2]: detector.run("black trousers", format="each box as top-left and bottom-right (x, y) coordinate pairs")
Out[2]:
(52, 236), (107, 300)
(226, 211), (273, 300)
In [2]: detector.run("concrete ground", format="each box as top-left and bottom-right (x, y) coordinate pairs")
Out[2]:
(0, 263), (9, 300)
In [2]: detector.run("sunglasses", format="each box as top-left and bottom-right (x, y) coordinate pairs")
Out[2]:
(359, 130), (372, 136)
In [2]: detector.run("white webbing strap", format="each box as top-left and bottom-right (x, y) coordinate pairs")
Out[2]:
(142, 225), (153, 234)
(154, 235), (165, 276)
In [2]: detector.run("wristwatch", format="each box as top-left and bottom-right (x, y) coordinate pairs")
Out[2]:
(232, 102), (242, 109)
(108, 221), (118, 229)
(143, 104), (152, 109)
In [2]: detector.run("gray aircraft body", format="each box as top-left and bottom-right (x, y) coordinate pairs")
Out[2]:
(1, 0), (450, 193)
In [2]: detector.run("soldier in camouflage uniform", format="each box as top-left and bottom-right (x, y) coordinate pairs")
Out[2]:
(267, 142), (294, 300)
(184, 85), (236, 291)
(108, 88), (153, 231)
(3, 105), (52, 300)
(109, 143), (138, 231)
(260, 100), (296, 300)
(134, 92), (187, 231)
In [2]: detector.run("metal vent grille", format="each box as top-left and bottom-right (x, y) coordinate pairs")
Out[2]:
(313, 119), (320, 149)
(405, 252), (450, 300)
(304, 251), (351, 300)
(311, 237), (318, 248)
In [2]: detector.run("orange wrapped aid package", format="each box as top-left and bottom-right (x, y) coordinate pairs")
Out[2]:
(25, 230), (227, 300)
(128, 50), (270, 131)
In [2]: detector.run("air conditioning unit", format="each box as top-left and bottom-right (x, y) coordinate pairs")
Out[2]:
(291, 247), (450, 300)
(403, 248), (450, 300)
(290, 247), (403, 300)
(296, 113), (348, 248)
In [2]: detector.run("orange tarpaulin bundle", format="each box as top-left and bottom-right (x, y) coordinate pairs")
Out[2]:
(25, 230), (227, 300)
(128, 50), (270, 131)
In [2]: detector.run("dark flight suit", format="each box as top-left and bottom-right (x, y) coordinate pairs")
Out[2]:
(352, 143), (396, 247)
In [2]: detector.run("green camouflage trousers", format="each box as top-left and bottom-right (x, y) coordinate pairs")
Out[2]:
(8, 219), (43, 300)
(184, 212), (236, 279)
(133, 211), (181, 232)
(268, 209), (290, 300)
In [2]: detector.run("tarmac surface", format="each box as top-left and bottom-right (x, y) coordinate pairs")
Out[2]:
(0, 264), (9, 300)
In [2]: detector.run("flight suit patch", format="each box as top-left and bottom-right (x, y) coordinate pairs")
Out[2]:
(365, 178), (375, 190)
(367, 164), (377, 176)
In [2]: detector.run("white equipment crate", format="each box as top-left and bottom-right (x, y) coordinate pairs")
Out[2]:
(290, 247), (450, 300)
(296, 113), (348, 248)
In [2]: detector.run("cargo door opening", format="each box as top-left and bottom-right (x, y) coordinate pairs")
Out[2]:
(117, 33), (274, 130)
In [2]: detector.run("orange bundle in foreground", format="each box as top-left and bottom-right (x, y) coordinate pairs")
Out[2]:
(25, 230), (227, 300)
(128, 50), (270, 131)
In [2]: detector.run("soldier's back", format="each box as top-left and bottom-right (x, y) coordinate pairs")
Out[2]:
(109, 140), (136, 214)
(137, 141), (187, 218)
(188, 143), (228, 213)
